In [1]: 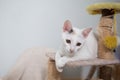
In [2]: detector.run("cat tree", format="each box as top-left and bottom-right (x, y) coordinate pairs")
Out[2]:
(87, 3), (120, 59)
(47, 52), (119, 80)
(47, 2), (120, 80)
(87, 2), (120, 80)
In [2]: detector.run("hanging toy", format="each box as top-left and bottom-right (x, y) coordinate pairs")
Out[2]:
(103, 12), (117, 49)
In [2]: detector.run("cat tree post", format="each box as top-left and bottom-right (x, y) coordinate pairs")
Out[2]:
(47, 59), (61, 80)
(87, 3), (120, 80)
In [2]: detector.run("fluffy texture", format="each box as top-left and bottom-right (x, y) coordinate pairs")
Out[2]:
(87, 3), (120, 15)
(1, 47), (58, 80)
(103, 36), (117, 49)
(97, 22), (115, 59)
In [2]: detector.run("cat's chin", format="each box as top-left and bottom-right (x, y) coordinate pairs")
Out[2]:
(64, 50), (75, 57)
(68, 53), (75, 57)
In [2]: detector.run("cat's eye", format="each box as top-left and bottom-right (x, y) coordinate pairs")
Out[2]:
(76, 42), (81, 46)
(66, 39), (71, 44)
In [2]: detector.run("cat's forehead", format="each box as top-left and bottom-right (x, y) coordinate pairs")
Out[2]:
(62, 27), (84, 39)
(72, 27), (80, 34)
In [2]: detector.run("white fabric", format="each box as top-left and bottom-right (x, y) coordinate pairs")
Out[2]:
(2, 47), (55, 80)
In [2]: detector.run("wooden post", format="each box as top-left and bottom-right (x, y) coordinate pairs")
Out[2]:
(85, 66), (97, 80)
(47, 59), (61, 80)
(97, 9), (115, 59)
(113, 46), (120, 80)
(113, 65), (120, 80)
(98, 66), (112, 80)
(86, 3), (120, 80)
(97, 9), (115, 80)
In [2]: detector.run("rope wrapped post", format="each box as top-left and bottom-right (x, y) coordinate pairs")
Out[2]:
(87, 3), (120, 80)
(87, 3), (120, 59)
(47, 59), (61, 80)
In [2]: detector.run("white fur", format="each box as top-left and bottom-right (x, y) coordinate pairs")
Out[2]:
(55, 23), (98, 72)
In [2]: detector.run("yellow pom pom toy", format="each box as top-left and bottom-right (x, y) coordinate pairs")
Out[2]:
(103, 12), (117, 49)
(103, 36), (117, 49)
(87, 2), (120, 60)
(87, 3), (120, 50)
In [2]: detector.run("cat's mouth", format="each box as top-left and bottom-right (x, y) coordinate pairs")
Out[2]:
(65, 49), (75, 57)
(68, 52), (75, 57)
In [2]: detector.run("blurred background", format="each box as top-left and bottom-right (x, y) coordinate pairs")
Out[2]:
(0, 0), (120, 79)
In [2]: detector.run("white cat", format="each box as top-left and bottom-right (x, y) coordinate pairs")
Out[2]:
(55, 20), (98, 72)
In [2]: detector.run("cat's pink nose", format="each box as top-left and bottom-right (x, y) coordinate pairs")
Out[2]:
(70, 49), (74, 53)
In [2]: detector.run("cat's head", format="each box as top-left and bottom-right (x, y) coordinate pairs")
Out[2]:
(62, 20), (92, 56)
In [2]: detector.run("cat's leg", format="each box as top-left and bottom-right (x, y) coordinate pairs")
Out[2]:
(55, 51), (64, 72)
(57, 56), (70, 72)
(55, 51), (70, 72)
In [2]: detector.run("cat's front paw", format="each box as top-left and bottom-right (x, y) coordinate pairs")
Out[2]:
(56, 60), (64, 72)
(56, 57), (68, 72)
(56, 65), (63, 72)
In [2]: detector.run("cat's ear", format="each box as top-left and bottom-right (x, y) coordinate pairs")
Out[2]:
(82, 28), (92, 38)
(63, 20), (73, 32)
